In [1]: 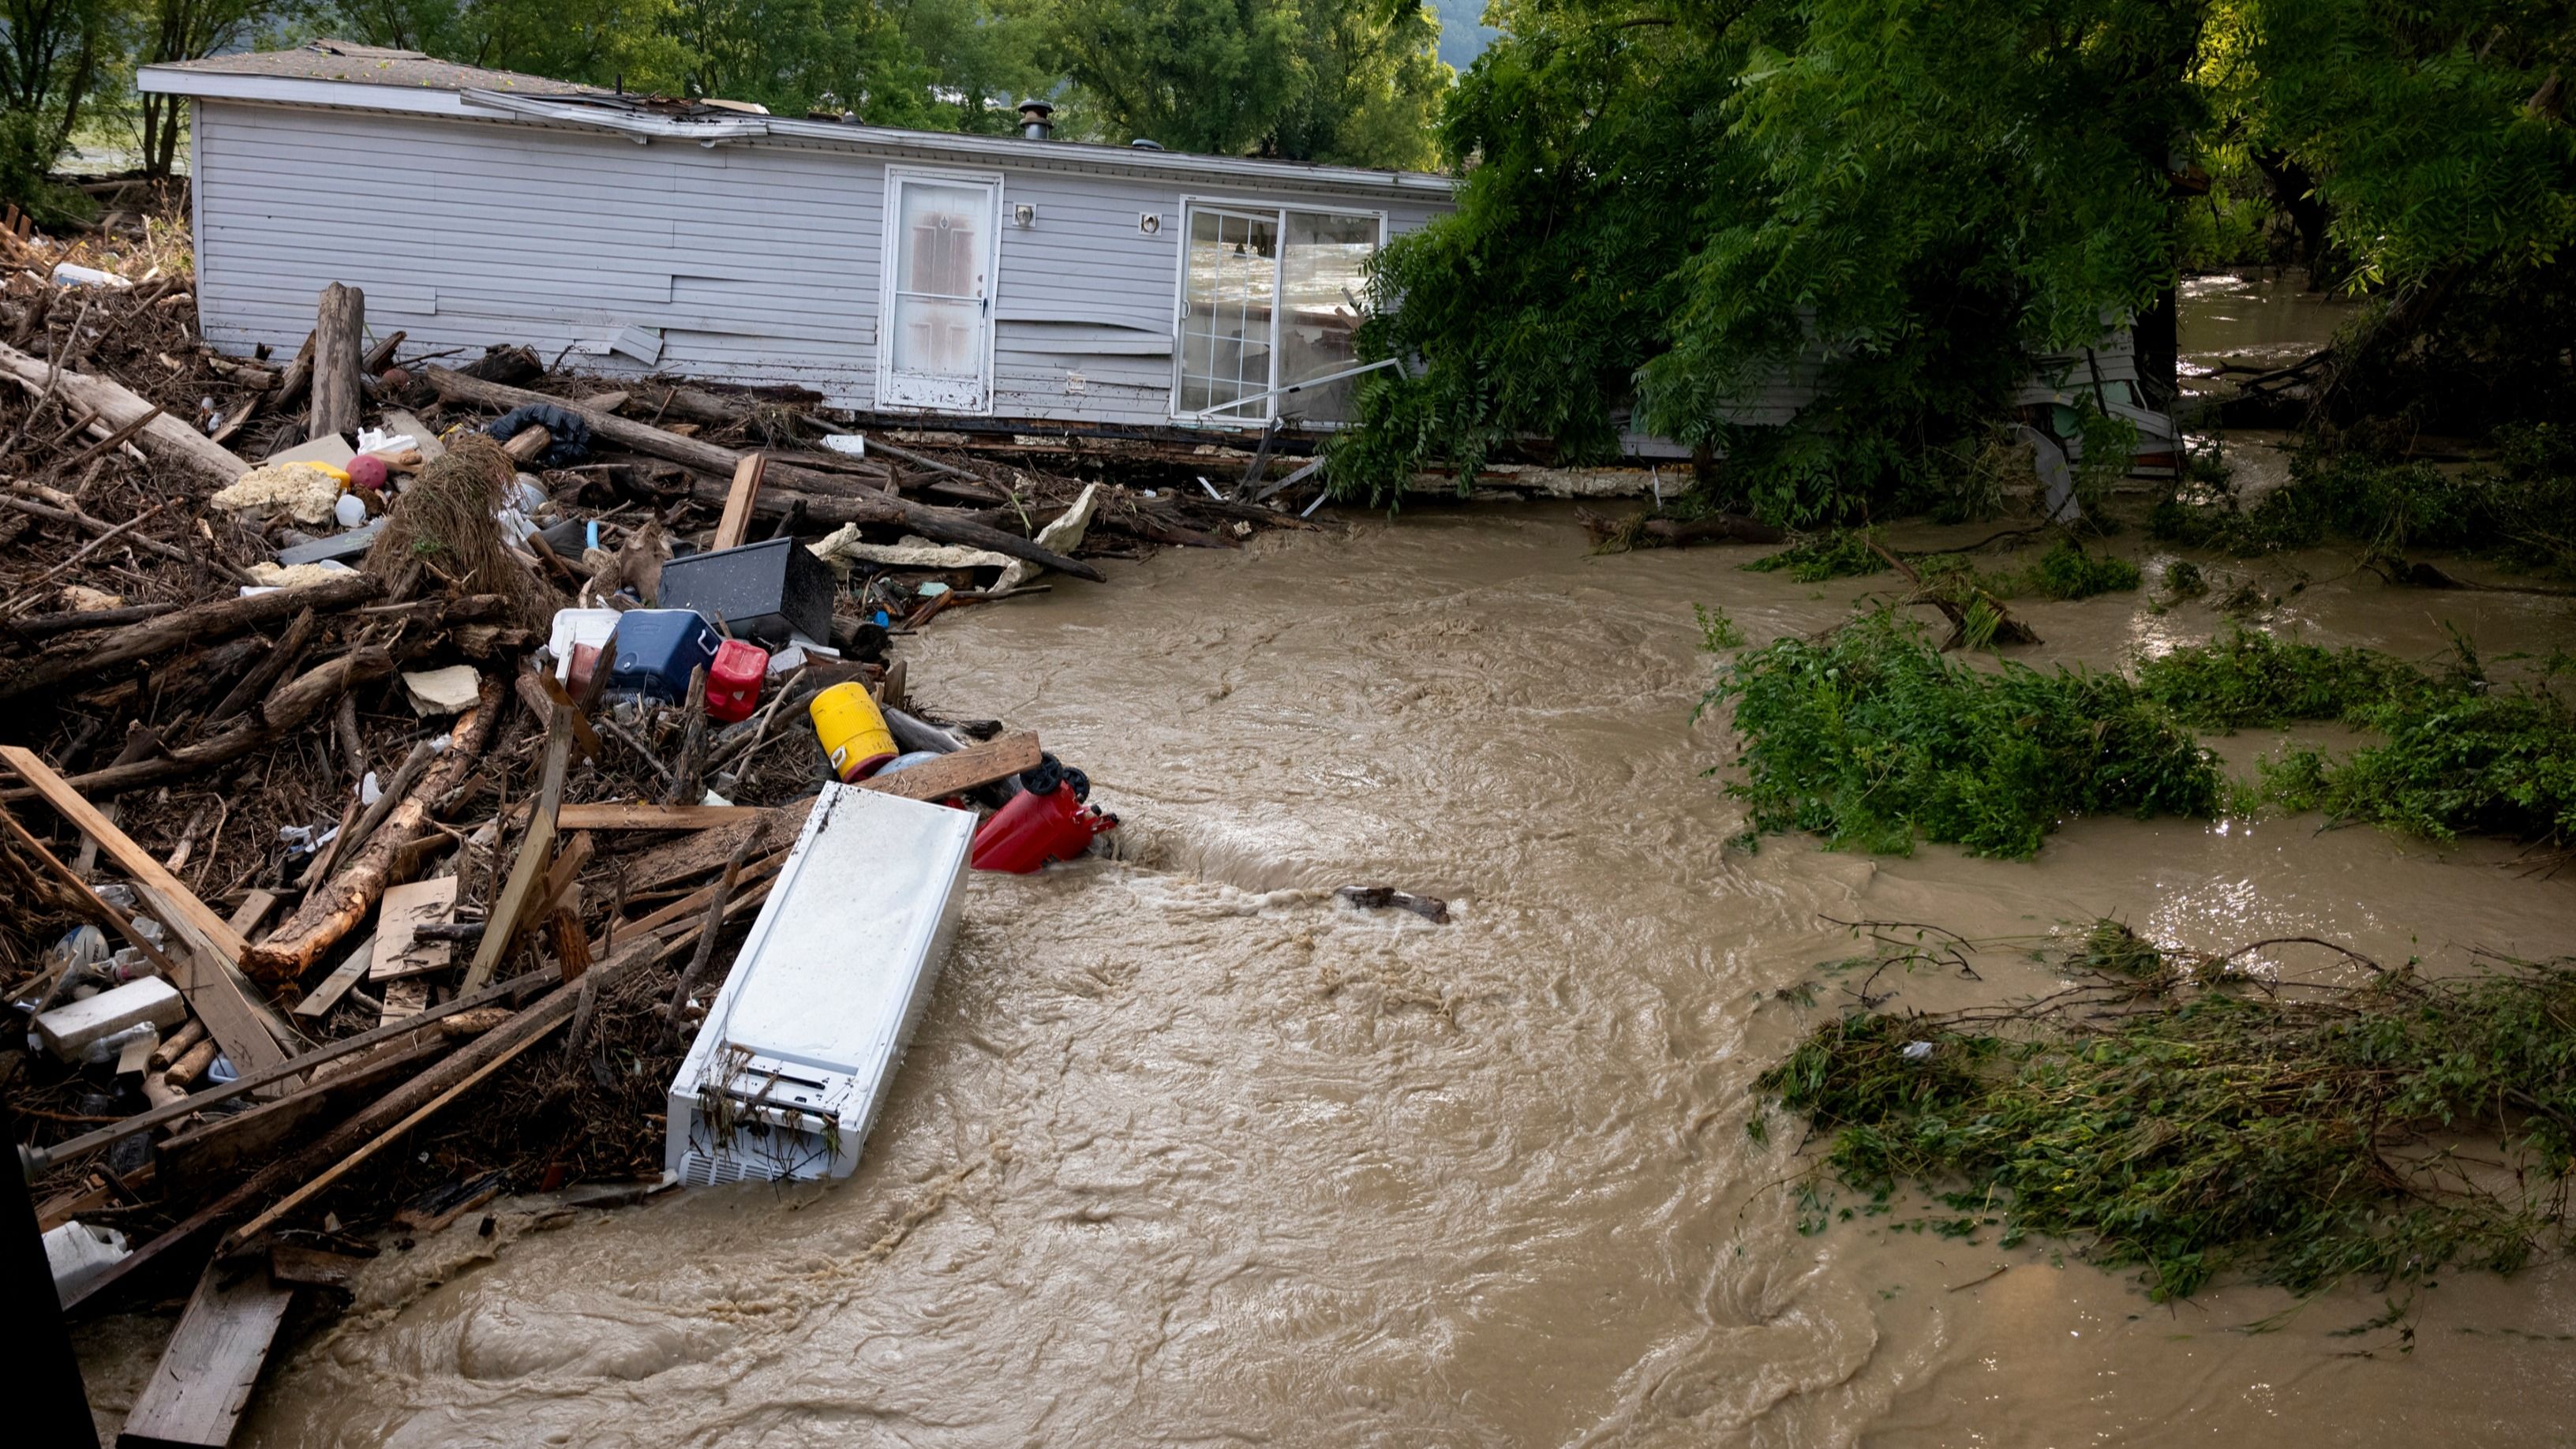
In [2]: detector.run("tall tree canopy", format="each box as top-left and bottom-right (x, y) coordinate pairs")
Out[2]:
(1331, 0), (2575, 520)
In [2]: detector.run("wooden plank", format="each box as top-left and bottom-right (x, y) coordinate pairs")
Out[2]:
(461, 709), (572, 994)
(225, 890), (279, 938)
(378, 979), (427, 1027)
(2, 747), (248, 959)
(559, 802), (764, 831)
(713, 451), (766, 551)
(593, 847), (788, 956)
(0, 784), (284, 1076)
(370, 878), (458, 981)
(266, 1245), (367, 1291)
(620, 803), (814, 895)
(858, 731), (1042, 802)
(516, 665), (599, 761)
(289, 933), (374, 1020)
(116, 1257), (295, 1449)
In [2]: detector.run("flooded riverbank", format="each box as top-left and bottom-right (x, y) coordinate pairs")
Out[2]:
(87, 508), (2573, 1447)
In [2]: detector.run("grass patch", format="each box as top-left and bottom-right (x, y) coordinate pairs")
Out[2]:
(1743, 527), (1891, 582)
(1701, 610), (2222, 858)
(1760, 921), (2576, 1302)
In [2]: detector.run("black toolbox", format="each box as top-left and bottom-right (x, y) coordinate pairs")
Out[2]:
(657, 537), (836, 646)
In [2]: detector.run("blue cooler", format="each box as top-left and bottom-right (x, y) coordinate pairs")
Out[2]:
(609, 609), (721, 702)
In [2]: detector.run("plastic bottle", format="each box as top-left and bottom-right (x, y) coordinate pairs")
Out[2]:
(809, 681), (897, 781)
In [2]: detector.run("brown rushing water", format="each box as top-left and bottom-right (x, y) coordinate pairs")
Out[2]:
(76, 509), (2576, 1447)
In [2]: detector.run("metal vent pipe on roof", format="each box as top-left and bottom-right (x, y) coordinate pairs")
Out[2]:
(1017, 99), (1054, 140)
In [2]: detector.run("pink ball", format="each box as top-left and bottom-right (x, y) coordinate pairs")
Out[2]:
(345, 454), (389, 492)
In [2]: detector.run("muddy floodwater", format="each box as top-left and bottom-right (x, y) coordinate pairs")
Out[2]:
(77, 508), (2573, 1447)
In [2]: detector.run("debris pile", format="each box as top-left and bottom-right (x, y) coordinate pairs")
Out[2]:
(0, 227), (1303, 1441)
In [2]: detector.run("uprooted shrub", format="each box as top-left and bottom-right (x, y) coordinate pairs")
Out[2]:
(1700, 610), (2222, 857)
(1759, 921), (2576, 1301)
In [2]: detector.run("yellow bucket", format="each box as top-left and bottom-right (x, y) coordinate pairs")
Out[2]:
(811, 681), (897, 781)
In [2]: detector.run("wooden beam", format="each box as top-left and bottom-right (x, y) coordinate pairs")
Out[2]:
(155, 1041), (444, 1196)
(288, 934), (373, 1020)
(115, 1257), (295, 1449)
(857, 731), (1041, 802)
(0, 758), (284, 1076)
(460, 707), (572, 993)
(559, 802), (762, 831)
(713, 451), (766, 551)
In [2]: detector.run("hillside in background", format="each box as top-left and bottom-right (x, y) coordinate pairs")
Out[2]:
(1433, 0), (1496, 70)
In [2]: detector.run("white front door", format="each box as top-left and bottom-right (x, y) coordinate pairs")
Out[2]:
(878, 169), (1000, 413)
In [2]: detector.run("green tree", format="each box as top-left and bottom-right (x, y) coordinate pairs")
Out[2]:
(1332, 0), (2573, 518)
(1045, 0), (1448, 165)
(134, 0), (282, 177)
(1, 0), (125, 215)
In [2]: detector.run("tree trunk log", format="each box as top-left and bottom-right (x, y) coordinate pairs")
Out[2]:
(47, 648), (394, 799)
(242, 674), (501, 983)
(0, 572), (380, 703)
(309, 284), (365, 441)
(422, 367), (1105, 581)
(0, 340), (249, 489)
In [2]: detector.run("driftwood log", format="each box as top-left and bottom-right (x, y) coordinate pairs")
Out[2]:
(309, 283), (365, 440)
(421, 367), (1105, 581)
(0, 339), (251, 489)
(242, 674), (502, 983)
(0, 572), (380, 702)
(50, 646), (394, 799)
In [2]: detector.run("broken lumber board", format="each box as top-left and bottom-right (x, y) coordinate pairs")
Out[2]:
(371, 878), (458, 980)
(115, 1257), (295, 1449)
(266, 1245), (367, 1291)
(461, 706), (573, 993)
(596, 846), (788, 954)
(0, 750), (285, 1075)
(620, 803), (815, 895)
(290, 933), (374, 1019)
(860, 731), (1040, 802)
(559, 802), (762, 830)
(421, 367), (1103, 581)
(714, 451), (766, 551)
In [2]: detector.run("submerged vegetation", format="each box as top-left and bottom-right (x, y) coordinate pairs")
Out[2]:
(1702, 612), (2220, 858)
(1743, 529), (1892, 582)
(1761, 921), (2576, 1302)
(1706, 613), (2576, 856)
(2152, 425), (2576, 580)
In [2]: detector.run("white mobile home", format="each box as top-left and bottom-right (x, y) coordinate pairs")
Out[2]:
(140, 42), (1456, 442)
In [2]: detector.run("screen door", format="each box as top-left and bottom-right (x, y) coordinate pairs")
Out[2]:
(878, 170), (999, 413)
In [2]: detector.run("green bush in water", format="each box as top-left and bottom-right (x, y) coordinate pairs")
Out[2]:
(2136, 627), (2431, 730)
(1702, 610), (2221, 858)
(1994, 539), (2140, 600)
(1760, 923), (2576, 1301)
(2151, 425), (2576, 578)
(1742, 528), (1890, 582)
(2257, 681), (2576, 844)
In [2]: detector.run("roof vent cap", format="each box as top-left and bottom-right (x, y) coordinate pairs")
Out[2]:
(1017, 99), (1054, 141)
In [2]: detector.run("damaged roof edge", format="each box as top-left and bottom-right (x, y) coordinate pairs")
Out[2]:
(134, 65), (1458, 198)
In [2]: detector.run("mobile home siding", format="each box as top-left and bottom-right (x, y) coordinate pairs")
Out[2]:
(189, 99), (1447, 427)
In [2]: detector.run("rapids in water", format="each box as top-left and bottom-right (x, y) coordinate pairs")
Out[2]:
(70, 511), (2575, 1447)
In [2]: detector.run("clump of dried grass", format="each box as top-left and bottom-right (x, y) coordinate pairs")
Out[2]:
(365, 430), (559, 631)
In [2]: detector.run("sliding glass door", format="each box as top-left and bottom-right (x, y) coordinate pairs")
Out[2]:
(1173, 201), (1383, 425)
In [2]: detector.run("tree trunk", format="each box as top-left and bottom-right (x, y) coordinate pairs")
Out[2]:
(422, 367), (1106, 581)
(52, 648), (394, 799)
(0, 573), (380, 704)
(0, 341), (249, 489)
(309, 284), (365, 441)
(2132, 282), (2178, 410)
(242, 675), (502, 983)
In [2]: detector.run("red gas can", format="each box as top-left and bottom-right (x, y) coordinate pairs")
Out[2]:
(705, 638), (767, 723)
(971, 781), (1118, 873)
